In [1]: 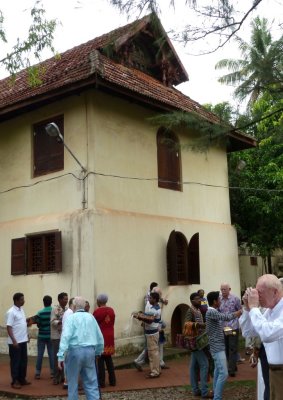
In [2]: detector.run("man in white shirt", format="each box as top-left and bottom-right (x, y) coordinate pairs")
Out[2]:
(240, 274), (283, 400)
(6, 292), (30, 389)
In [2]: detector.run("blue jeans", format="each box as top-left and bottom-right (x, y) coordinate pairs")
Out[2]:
(190, 349), (209, 396)
(36, 338), (54, 375)
(66, 346), (100, 400)
(212, 350), (228, 400)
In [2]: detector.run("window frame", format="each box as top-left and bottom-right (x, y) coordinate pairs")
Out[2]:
(250, 256), (258, 266)
(11, 231), (62, 275)
(33, 115), (64, 177)
(167, 230), (200, 285)
(157, 127), (182, 191)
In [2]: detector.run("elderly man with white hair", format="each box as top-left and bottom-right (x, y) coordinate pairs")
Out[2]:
(57, 296), (104, 400)
(240, 274), (283, 400)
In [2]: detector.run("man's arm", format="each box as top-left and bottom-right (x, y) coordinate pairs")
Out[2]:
(239, 310), (258, 338)
(209, 309), (242, 321)
(133, 312), (155, 324)
(6, 326), (18, 347)
(57, 316), (73, 361)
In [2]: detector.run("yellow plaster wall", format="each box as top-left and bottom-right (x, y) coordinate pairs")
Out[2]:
(0, 89), (240, 341)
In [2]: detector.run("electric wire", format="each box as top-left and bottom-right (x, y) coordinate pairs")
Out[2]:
(1, 170), (282, 195)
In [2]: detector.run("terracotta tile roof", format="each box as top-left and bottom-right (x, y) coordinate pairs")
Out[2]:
(0, 14), (256, 150)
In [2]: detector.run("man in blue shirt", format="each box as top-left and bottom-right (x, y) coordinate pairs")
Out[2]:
(57, 296), (104, 400)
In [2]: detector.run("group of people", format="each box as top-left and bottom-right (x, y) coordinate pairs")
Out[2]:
(6, 292), (116, 400)
(185, 275), (283, 400)
(5, 273), (283, 400)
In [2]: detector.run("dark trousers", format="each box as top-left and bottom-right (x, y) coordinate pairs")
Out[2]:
(224, 329), (239, 375)
(259, 344), (270, 400)
(97, 355), (116, 387)
(9, 342), (28, 384)
(51, 339), (64, 384)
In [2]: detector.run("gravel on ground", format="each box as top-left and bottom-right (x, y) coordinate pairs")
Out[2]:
(0, 382), (256, 400)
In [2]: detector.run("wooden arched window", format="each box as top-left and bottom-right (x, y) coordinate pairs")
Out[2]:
(167, 230), (200, 285)
(188, 233), (200, 284)
(157, 127), (181, 191)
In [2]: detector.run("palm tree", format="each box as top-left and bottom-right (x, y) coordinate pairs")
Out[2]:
(215, 17), (283, 105)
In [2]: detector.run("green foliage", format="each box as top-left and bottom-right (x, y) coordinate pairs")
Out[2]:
(228, 93), (283, 262)
(0, 1), (57, 81)
(149, 110), (228, 152)
(216, 17), (283, 105)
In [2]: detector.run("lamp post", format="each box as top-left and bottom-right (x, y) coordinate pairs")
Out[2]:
(45, 122), (87, 209)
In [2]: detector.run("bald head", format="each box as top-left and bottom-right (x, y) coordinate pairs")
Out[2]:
(256, 274), (283, 308)
(220, 283), (231, 299)
(73, 296), (86, 311)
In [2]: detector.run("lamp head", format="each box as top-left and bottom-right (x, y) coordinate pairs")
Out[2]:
(45, 122), (61, 138)
(236, 159), (246, 172)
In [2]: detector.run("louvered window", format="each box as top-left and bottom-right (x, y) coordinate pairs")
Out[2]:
(33, 115), (64, 177)
(11, 231), (62, 275)
(167, 230), (200, 285)
(250, 256), (258, 266)
(157, 127), (182, 191)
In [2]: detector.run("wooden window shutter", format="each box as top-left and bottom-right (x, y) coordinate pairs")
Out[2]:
(157, 127), (181, 191)
(167, 230), (178, 285)
(176, 232), (189, 284)
(54, 231), (62, 273)
(33, 115), (64, 177)
(11, 238), (26, 275)
(188, 233), (200, 284)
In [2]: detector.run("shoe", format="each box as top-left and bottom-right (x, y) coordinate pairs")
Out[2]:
(35, 374), (40, 379)
(146, 373), (160, 378)
(202, 391), (214, 399)
(63, 383), (68, 389)
(110, 382), (116, 386)
(11, 381), (21, 389)
(134, 361), (143, 371)
(229, 372), (236, 377)
(21, 380), (31, 385)
(237, 357), (245, 363)
(161, 365), (170, 369)
(192, 390), (201, 396)
(100, 383), (105, 388)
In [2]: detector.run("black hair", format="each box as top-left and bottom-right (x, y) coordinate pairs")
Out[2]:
(190, 292), (199, 302)
(150, 291), (160, 303)
(13, 292), (24, 303)
(58, 292), (68, 301)
(43, 295), (52, 307)
(68, 297), (75, 307)
(149, 282), (158, 291)
(207, 291), (220, 306)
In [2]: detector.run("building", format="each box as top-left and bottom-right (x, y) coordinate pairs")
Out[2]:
(0, 14), (256, 353)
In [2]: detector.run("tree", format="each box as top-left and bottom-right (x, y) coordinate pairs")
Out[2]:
(0, 1), (56, 81)
(228, 92), (283, 273)
(215, 17), (283, 105)
(108, 0), (268, 53)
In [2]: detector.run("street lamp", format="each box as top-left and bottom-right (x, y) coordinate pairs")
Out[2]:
(45, 122), (87, 208)
(45, 122), (86, 173)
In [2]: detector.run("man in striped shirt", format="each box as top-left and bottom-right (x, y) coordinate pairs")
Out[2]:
(32, 295), (54, 379)
(206, 291), (242, 400)
(133, 292), (161, 378)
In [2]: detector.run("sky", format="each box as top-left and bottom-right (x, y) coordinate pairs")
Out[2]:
(0, 0), (282, 107)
